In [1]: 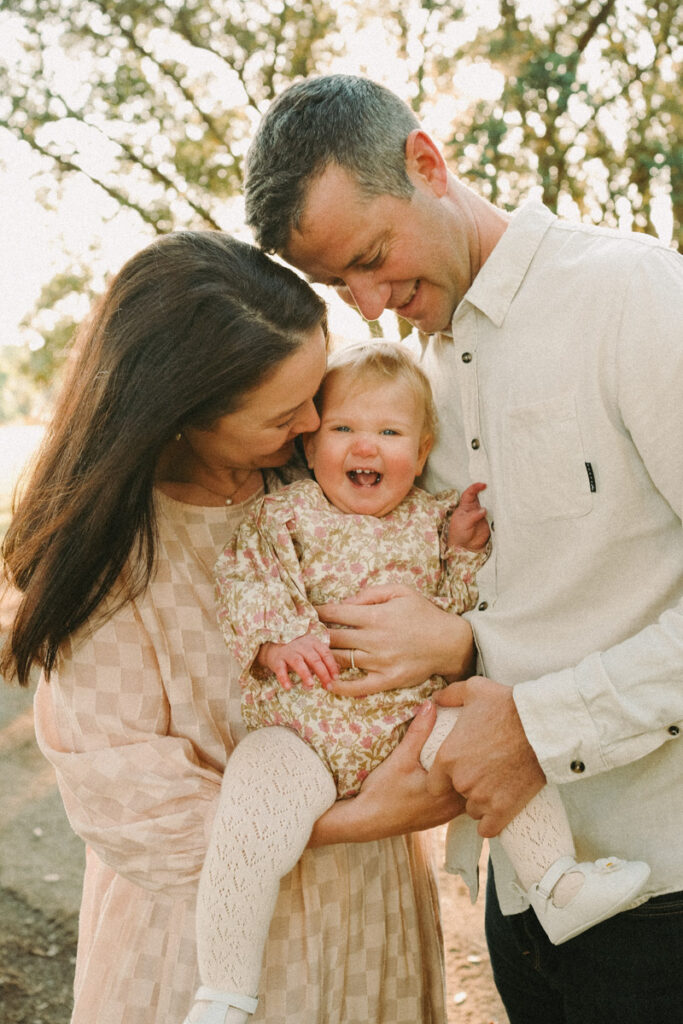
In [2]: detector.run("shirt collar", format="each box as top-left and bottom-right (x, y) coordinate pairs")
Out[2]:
(455, 199), (556, 328)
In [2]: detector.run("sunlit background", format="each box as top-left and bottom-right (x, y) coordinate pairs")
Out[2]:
(0, 1), (519, 349)
(0, 0), (680, 484)
(0, 8), (680, 1018)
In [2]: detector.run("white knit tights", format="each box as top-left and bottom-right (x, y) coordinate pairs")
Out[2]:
(420, 706), (577, 895)
(195, 727), (336, 1007)
(194, 711), (577, 1014)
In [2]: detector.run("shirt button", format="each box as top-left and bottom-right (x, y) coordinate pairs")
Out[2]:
(570, 760), (586, 774)
(471, 438), (480, 450)
(462, 352), (473, 363)
(668, 725), (680, 736)
(478, 601), (488, 611)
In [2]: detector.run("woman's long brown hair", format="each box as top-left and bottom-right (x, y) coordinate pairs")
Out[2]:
(1, 231), (326, 685)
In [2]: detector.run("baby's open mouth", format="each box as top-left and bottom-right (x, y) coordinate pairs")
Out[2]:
(347, 469), (382, 487)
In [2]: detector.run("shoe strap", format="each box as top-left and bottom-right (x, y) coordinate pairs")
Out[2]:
(195, 986), (258, 1015)
(535, 855), (579, 901)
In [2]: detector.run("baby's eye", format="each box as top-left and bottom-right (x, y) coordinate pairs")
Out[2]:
(333, 425), (351, 432)
(380, 428), (399, 436)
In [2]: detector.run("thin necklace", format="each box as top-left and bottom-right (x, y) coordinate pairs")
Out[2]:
(196, 469), (257, 506)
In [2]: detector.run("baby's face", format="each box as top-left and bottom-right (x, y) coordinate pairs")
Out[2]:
(303, 371), (432, 517)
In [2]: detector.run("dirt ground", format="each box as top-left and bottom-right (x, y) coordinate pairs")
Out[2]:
(0, 887), (78, 1024)
(440, 864), (509, 1023)
(0, 681), (508, 1024)
(0, 680), (81, 1024)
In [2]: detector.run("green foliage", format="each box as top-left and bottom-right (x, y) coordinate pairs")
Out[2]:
(1, 0), (680, 403)
(22, 268), (92, 381)
(0, 349), (35, 421)
(0, 266), (93, 421)
(17, 318), (73, 387)
(1, 0), (343, 235)
(442, 0), (682, 238)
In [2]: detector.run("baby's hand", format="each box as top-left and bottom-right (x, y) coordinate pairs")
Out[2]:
(448, 482), (489, 551)
(255, 634), (340, 691)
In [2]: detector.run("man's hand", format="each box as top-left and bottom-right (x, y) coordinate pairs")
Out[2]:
(427, 677), (546, 837)
(255, 634), (339, 690)
(316, 583), (475, 696)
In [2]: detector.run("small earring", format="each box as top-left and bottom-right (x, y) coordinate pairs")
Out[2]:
(174, 432), (182, 441)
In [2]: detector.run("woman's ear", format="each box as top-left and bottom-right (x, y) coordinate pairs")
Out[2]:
(405, 130), (449, 198)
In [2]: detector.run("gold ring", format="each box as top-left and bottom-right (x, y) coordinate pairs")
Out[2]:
(350, 649), (356, 671)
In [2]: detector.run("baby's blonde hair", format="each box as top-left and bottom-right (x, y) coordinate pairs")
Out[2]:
(319, 341), (438, 441)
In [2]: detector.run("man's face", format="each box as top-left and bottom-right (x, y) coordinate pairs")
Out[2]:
(283, 162), (474, 335)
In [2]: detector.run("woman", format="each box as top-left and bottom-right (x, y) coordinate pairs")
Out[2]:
(1, 232), (466, 1023)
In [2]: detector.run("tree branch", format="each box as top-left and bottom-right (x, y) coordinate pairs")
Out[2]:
(14, 124), (166, 232)
(90, 0), (231, 144)
(172, 6), (262, 111)
(575, 0), (618, 54)
(36, 86), (223, 229)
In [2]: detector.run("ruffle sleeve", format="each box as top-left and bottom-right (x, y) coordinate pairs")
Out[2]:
(214, 494), (327, 675)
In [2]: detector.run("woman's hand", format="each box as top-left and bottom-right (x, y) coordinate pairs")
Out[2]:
(308, 701), (465, 846)
(316, 584), (475, 696)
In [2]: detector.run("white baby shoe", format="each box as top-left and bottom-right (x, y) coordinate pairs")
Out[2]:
(182, 986), (258, 1024)
(527, 854), (651, 945)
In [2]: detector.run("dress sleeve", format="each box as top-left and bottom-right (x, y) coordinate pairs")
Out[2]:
(214, 496), (327, 673)
(435, 491), (491, 614)
(33, 601), (221, 897)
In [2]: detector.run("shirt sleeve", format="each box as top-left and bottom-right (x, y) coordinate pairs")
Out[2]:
(33, 602), (221, 897)
(436, 491), (491, 614)
(513, 246), (683, 782)
(214, 497), (327, 673)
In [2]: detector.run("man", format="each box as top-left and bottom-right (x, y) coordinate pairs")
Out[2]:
(244, 74), (683, 1023)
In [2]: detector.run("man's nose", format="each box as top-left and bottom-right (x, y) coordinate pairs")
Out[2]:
(336, 277), (390, 322)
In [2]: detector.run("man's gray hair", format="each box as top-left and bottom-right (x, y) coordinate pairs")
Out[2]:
(245, 75), (420, 254)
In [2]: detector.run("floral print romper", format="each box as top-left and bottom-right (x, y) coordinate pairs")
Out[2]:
(215, 477), (487, 797)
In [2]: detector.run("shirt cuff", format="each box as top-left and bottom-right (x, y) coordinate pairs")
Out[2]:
(512, 666), (610, 784)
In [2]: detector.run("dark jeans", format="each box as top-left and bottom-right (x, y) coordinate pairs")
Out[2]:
(485, 863), (683, 1024)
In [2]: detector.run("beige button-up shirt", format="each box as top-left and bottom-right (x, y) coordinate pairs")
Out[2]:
(420, 201), (683, 912)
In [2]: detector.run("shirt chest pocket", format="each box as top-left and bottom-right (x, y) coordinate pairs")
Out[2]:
(502, 394), (593, 522)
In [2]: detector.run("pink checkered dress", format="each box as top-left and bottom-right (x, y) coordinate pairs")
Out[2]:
(34, 480), (448, 1023)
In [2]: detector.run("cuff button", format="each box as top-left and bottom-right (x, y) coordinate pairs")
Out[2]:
(570, 760), (586, 774)
(668, 725), (680, 736)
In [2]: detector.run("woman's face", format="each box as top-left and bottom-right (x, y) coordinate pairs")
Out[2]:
(184, 326), (327, 471)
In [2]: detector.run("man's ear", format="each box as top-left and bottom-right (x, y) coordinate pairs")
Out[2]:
(405, 130), (448, 198)
(416, 432), (434, 476)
